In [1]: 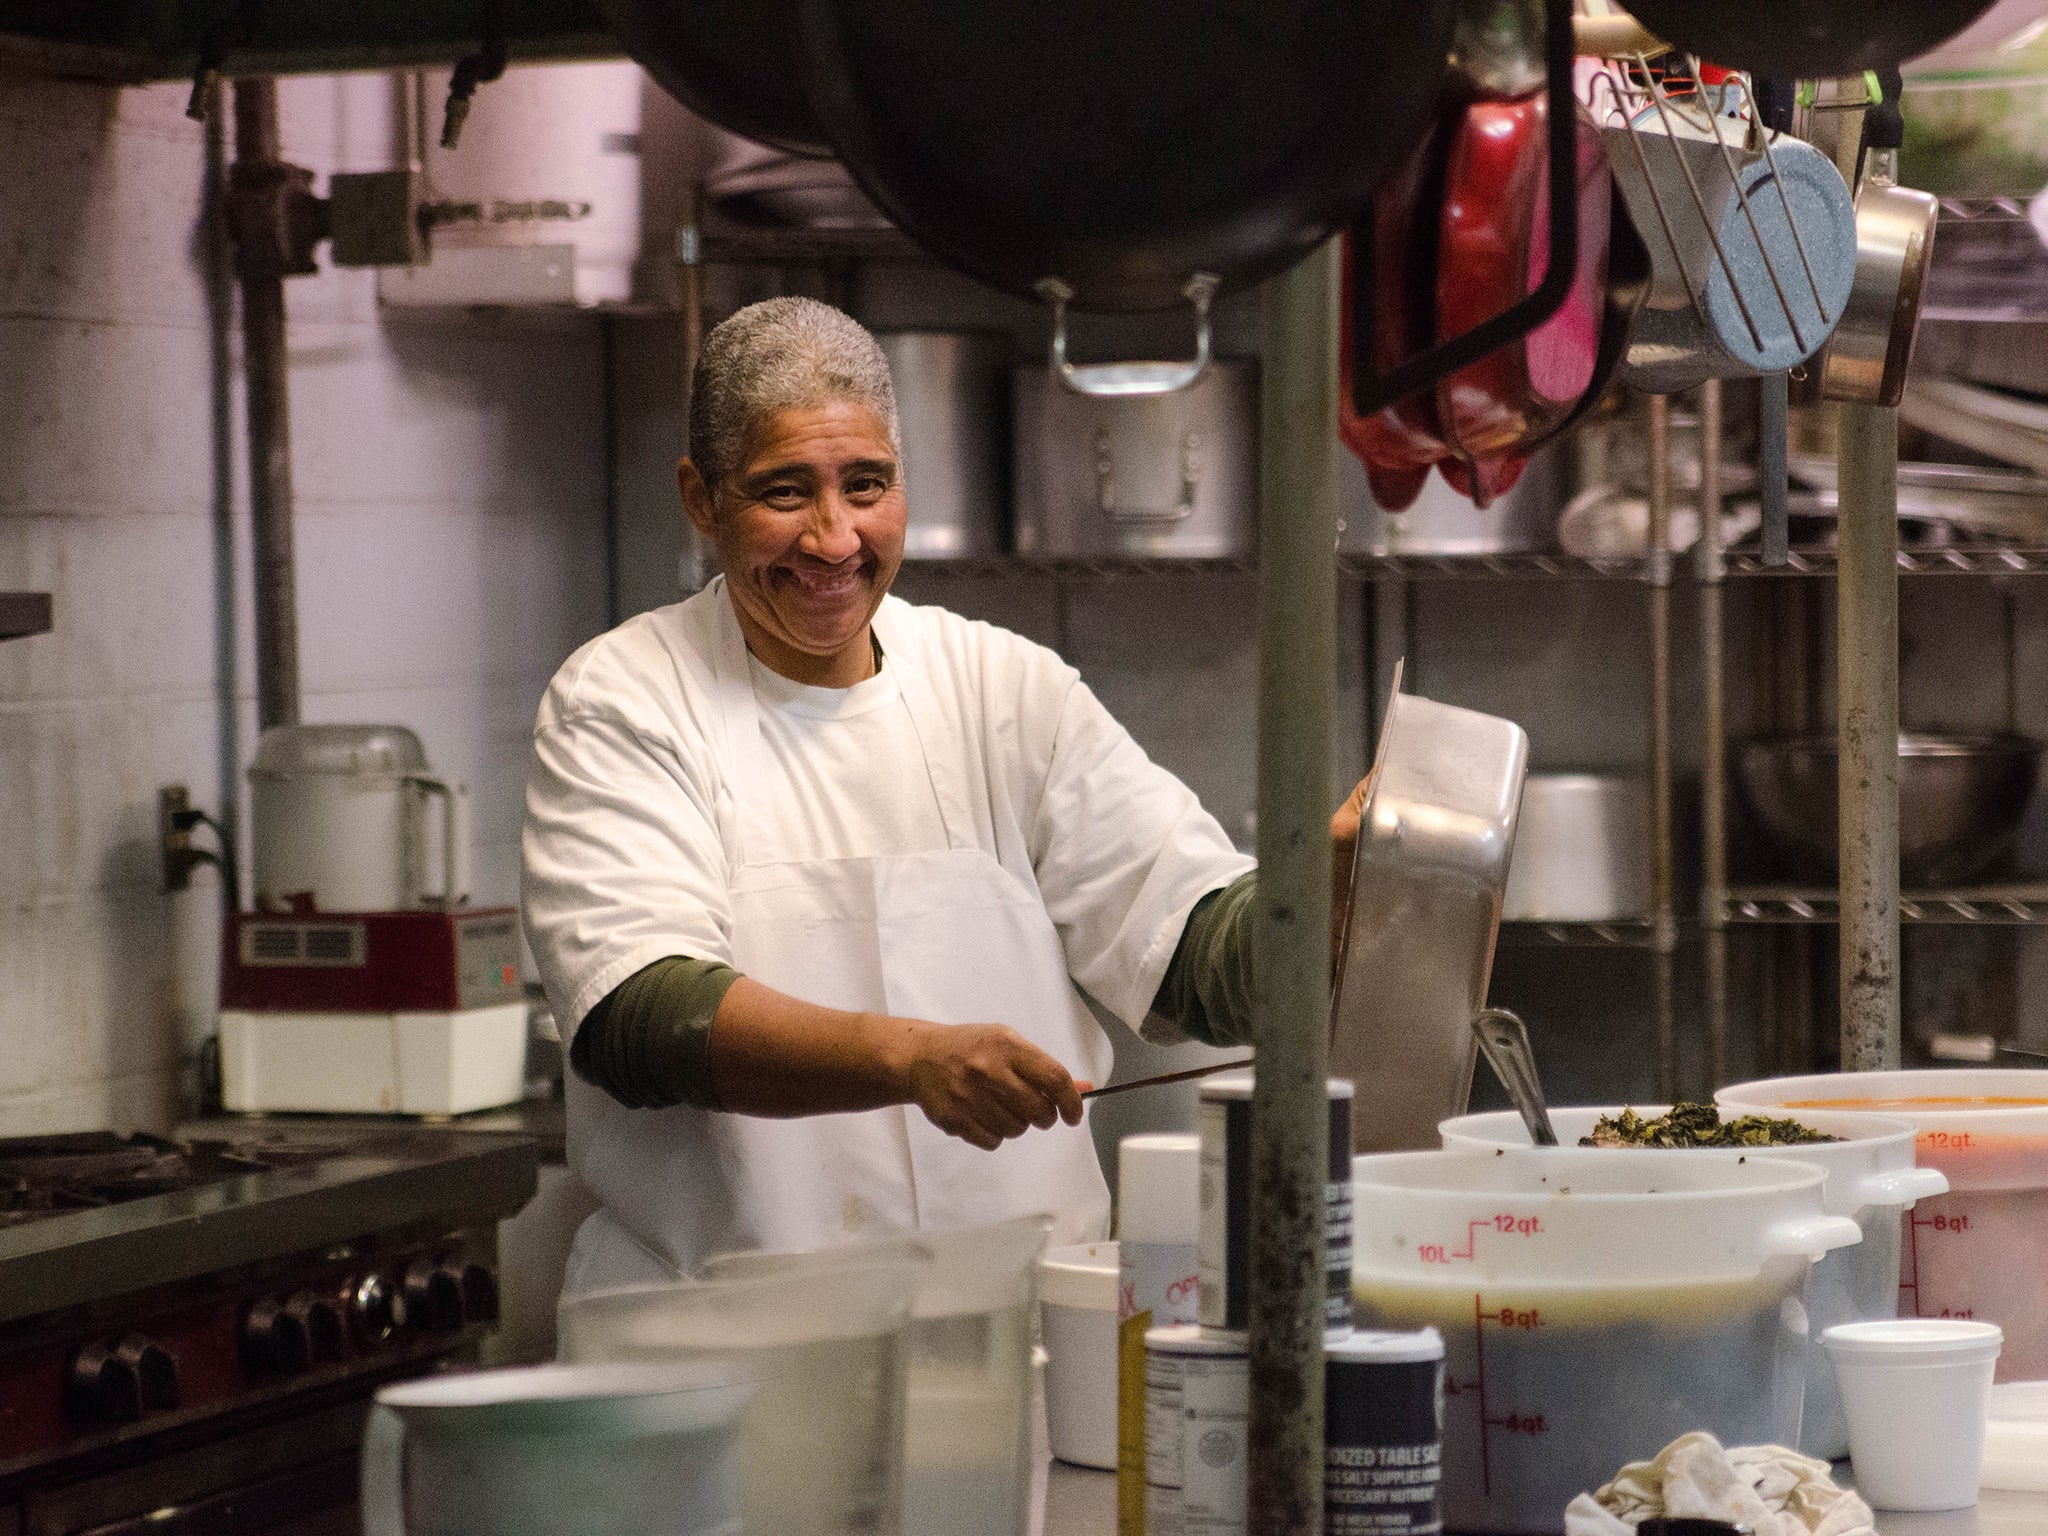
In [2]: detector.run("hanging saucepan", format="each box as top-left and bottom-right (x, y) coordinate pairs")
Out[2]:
(797, 0), (1457, 396)
(595, 0), (830, 157)
(1432, 100), (1614, 505)
(1817, 72), (1940, 408)
(1341, 5), (1641, 511)
(1620, 0), (2002, 79)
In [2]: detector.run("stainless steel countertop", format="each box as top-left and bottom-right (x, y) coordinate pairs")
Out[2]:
(1036, 1462), (2048, 1535)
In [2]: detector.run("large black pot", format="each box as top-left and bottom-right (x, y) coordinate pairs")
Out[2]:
(1622, 0), (2001, 78)
(797, 0), (1456, 314)
(596, 0), (830, 157)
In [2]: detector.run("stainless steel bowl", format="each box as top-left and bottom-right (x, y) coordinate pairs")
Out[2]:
(1736, 733), (2042, 886)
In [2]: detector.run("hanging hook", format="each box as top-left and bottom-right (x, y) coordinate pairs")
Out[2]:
(441, 0), (507, 151)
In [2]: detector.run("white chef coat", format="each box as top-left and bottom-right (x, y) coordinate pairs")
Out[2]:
(522, 579), (1252, 1287)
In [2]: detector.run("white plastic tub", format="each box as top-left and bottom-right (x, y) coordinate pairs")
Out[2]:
(1439, 1105), (1946, 1459)
(1720, 1070), (2048, 1381)
(1352, 1148), (1861, 1535)
(1038, 1241), (1118, 1470)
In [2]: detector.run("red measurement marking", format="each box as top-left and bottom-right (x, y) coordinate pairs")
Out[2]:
(1472, 1295), (1492, 1496)
(1938, 1307), (1977, 1319)
(1426, 1214), (1542, 1265)
(1466, 1294), (1552, 1499)
(1920, 1131), (1975, 1151)
(1901, 1208), (1922, 1315)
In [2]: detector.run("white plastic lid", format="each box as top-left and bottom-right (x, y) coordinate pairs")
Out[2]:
(1198, 1070), (1356, 1102)
(1145, 1323), (1246, 1357)
(1327, 1327), (1445, 1365)
(1119, 1133), (1200, 1244)
(1038, 1241), (1118, 1310)
(1822, 1320), (2005, 1361)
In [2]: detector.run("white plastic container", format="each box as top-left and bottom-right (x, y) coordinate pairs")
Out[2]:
(1720, 1070), (2048, 1380)
(557, 1260), (920, 1536)
(1439, 1104), (1946, 1458)
(1983, 1379), (2048, 1493)
(697, 1218), (1049, 1536)
(1352, 1148), (1862, 1535)
(1824, 1319), (2004, 1511)
(361, 1361), (751, 1536)
(1039, 1241), (1119, 1471)
(218, 1003), (528, 1115)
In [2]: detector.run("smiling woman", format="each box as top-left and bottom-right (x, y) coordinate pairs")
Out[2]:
(680, 396), (907, 687)
(521, 296), (1372, 1294)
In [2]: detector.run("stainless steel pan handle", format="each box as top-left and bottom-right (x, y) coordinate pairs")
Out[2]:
(1037, 272), (1218, 397)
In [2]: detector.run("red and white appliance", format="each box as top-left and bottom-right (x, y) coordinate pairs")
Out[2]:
(219, 724), (528, 1115)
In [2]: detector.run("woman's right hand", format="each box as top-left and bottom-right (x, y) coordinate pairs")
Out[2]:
(896, 1021), (1084, 1151)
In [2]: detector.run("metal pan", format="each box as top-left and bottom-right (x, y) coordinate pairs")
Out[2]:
(1330, 674), (1529, 1155)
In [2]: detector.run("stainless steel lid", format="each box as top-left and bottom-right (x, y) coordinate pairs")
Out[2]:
(248, 724), (429, 781)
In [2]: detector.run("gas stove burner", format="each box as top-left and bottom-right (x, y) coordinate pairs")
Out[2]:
(0, 1131), (349, 1229)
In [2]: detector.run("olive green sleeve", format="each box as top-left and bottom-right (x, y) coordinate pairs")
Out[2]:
(570, 955), (742, 1110)
(1148, 869), (1258, 1048)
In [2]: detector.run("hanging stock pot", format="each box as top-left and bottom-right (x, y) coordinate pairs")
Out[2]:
(1620, 0), (2002, 78)
(594, 0), (829, 156)
(1013, 360), (1257, 557)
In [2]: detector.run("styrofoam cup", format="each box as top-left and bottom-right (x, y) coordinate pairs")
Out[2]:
(1824, 1319), (2004, 1510)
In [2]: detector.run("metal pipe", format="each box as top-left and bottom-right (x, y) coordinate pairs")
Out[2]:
(1248, 238), (1339, 1536)
(1837, 403), (1902, 1071)
(231, 78), (301, 731)
(1698, 381), (1730, 1087)
(1648, 395), (1678, 1099)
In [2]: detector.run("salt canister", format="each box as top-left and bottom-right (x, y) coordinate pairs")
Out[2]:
(1324, 1328), (1446, 1536)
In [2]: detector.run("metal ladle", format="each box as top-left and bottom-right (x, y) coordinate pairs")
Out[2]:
(1471, 1008), (1559, 1146)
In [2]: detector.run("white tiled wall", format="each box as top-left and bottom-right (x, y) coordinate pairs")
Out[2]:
(0, 70), (609, 1134)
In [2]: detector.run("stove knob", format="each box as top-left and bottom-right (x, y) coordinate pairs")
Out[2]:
(404, 1259), (464, 1332)
(242, 1297), (310, 1377)
(65, 1340), (140, 1424)
(114, 1334), (180, 1412)
(348, 1273), (403, 1347)
(286, 1291), (347, 1362)
(451, 1262), (499, 1325)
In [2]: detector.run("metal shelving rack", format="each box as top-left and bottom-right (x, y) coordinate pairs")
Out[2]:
(675, 197), (2048, 1087)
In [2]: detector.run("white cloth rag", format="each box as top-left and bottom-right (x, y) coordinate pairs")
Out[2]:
(1563, 1432), (1877, 1536)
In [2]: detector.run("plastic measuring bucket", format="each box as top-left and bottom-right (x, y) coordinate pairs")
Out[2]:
(1352, 1148), (1862, 1535)
(1720, 1070), (2048, 1381)
(1440, 1105), (1945, 1459)
(697, 1216), (1051, 1536)
(557, 1257), (921, 1536)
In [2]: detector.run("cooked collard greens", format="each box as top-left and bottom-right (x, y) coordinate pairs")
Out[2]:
(1579, 1102), (1840, 1148)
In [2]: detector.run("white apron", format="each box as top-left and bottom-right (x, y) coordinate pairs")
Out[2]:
(562, 597), (1114, 1295)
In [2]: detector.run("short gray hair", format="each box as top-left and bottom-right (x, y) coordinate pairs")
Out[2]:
(687, 297), (900, 494)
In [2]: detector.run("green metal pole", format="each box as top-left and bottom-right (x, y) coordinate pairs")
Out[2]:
(1837, 402), (1902, 1071)
(1248, 238), (1339, 1536)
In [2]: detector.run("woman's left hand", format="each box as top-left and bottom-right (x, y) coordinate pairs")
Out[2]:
(1329, 773), (1372, 967)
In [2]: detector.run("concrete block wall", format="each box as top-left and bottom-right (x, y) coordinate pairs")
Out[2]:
(0, 70), (609, 1135)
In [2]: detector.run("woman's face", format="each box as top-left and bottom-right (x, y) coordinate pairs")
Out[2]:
(681, 398), (907, 684)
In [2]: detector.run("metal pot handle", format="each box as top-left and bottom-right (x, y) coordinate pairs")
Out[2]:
(1095, 425), (1200, 524)
(1037, 272), (1218, 397)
